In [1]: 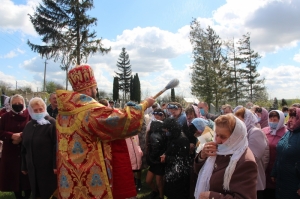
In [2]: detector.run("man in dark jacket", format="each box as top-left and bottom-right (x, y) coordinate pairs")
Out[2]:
(47, 92), (58, 119)
(197, 101), (219, 121)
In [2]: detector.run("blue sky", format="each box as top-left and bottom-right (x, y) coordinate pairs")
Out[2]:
(1, 0), (300, 101)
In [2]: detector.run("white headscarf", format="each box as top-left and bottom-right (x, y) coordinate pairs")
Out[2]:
(268, 110), (285, 135)
(28, 97), (50, 125)
(194, 116), (248, 199)
(244, 109), (258, 131)
(10, 94), (26, 114)
(4, 97), (10, 112)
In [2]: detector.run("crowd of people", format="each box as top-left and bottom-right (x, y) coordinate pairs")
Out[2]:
(0, 64), (299, 199)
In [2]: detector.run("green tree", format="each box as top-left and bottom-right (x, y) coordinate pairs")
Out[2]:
(190, 19), (214, 107)
(171, 88), (175, 102)
(96, 88), (100, 101)
(28, 0), (110, 66)
(273, 97), (279, 110)
(130, 75), (134, 101)
(281, 98), (288, 107)
(133, 73), (141, 103)
(0, 80), (12, 94)
(45, 81), (64, 93)
(237, 33), (265, 102)
(190, 19), (230, 109)
(225, 38), (245, 106)
(113, 77), (119, 102)
(115, 47), (132, 101)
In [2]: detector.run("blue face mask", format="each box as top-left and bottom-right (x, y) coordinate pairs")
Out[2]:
(269, 122), (278, 130)
(217, 143), (229, 151)
(32, 113), (45, 121)
(220, 110), (224, 114)
(284, 112), (288, 117)
(257, 117), (261, 122)
(166, 131), (171, 136)
(200, 108), (205, 116)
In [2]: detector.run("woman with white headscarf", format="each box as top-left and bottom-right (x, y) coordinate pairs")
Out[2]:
(262, 110), (287, 198)
(235, 107), (269, 199)
(0, 94), (31, 199)
(194, 114), (257, 199)
(21, 97), (57, 199)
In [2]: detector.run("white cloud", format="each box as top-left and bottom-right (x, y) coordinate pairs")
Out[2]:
(0, 0), (38, 35)
(196, 0), (300, 54)
(293, 52), (300, 63)
(0, 71), (37, 92)
(0, 48), (26, 59)
(259, 65), (300, 99)
(0, 50), (17, 58)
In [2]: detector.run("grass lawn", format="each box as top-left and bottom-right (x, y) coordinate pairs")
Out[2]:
(0, 170), (158, 199)
(0, 191), (14, 199)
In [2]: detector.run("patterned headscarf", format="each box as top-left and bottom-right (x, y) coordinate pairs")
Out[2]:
(287, 108), (300, 131)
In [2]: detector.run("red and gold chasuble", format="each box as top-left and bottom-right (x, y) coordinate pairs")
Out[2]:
(56, 90), (147, 199)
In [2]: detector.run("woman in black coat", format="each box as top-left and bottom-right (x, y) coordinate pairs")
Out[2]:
(21, 97), (57, 199)
(160, 118), (190, 199)
(145, 109), (167, 199)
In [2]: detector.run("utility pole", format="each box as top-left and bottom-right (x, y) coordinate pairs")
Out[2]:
(16, 81), (17, 90)
(43, 59), (48, 92)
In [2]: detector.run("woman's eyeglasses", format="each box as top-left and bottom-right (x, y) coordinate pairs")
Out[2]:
(167, 104), (178, 109)
(153, 111), (164, 116)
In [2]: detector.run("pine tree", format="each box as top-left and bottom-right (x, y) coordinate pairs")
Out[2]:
(133, 73), (141, 103)
(190, 19), (229, 108)
(190, 19), (214, 106)
(130, 75), (134, 101)
(273, 97), (279, 110)
(237, 33), (265, 102)
(28, 0), (110, 65)
(96, 87), (100, 101)
(171, 88), (175, 102)
(115, 47), (132, 102)
(281, 98), (288, 107)
(113, 77), (119, 102)
(224, 38), (245, 106)
(204, 26), (230, 109)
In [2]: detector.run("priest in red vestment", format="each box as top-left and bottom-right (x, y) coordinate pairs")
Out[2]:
(55, 64), (154, 199)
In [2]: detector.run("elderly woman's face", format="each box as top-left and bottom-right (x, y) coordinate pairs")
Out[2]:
(12, 97), (24, 105)
(288, 116), (297, 129)
(215, 125), (231, 144)
(32, 103), (45, 113)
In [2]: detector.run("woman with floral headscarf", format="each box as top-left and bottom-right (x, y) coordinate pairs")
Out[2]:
(235, 107), (269, 199)
(262, 110), (287, 198)
(271, 107), (300, 199)
(160, 118), (190, 199)
(0, 94), (31, 199)
(21, 97), (57, 199)
(194, 114), (257, 199)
